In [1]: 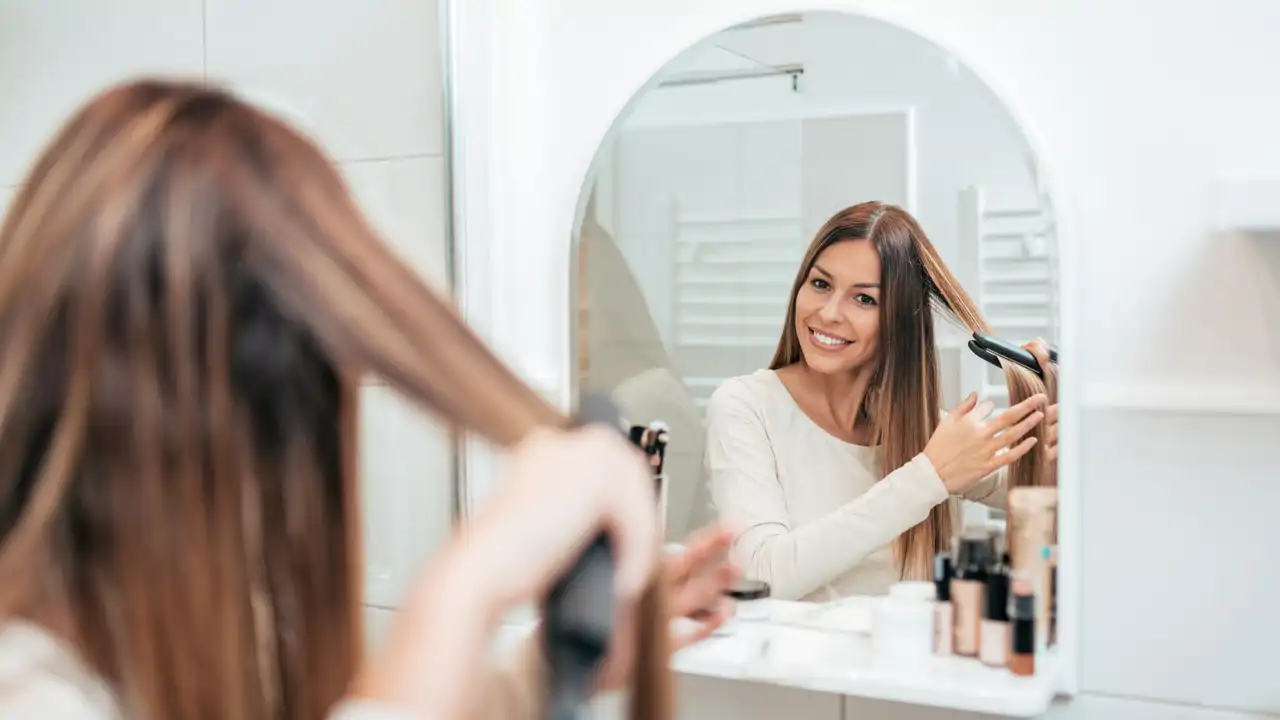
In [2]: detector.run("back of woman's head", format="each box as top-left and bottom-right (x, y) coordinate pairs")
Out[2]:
(0, 79), (614, 719)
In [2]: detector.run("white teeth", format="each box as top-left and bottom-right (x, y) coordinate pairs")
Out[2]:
(812, 330), (850, 347)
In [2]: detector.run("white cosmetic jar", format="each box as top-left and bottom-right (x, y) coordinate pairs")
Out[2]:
(872, 581), (936, 669)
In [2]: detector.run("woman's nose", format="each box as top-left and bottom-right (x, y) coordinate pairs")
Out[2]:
(819, 295), (843, 322)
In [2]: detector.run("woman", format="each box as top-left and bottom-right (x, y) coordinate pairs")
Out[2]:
(706, 202), (1057, 602)
(0, 80), (736, 719)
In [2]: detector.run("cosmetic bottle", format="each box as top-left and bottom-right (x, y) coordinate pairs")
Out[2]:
(712, 578), (771, 639)
(933, 553), (954, 657)
(951, 532), (991, 657)
(1009, 487), (1058, 650)
(727, 579), (772, 622)
(979, 553), (1010, 667)
(873, 581), (936, 670)
(1009, 578), (1036, 676)
(1048, 546), (1059, 648)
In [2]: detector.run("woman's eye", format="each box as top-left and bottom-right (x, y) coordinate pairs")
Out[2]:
(855, 293), (878, 307)
(809, 277), (830, 291)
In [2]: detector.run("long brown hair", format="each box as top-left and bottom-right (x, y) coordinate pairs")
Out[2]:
(1002, 361), (1058, 489)
(771, 202), (1054, 580)
(0, 80), (670, 719)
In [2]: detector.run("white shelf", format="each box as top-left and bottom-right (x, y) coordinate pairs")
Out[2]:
(496, 599), (1061, 718)
(677, 336), (777, 348)
(680, 316), (781, 328)
(984, 270), (1052, 283)
(1210, 178), (1280, 232)
(672, 633), (1059, 717)
(985, 292), (1052, 305)
(986, 318), (1050, 330)
(1083, 384), (1280, 414)
(677, 213), (800, 225)
(678, 274), (793, 285)
(983, 208), (1042, 220)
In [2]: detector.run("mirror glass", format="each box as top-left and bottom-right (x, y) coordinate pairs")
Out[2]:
(573, 12), (1061, 605)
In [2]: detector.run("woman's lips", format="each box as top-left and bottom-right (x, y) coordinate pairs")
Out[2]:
(809, 327), (852, 350)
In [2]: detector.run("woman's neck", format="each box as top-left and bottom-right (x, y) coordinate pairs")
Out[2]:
(780, 362), (876, 443)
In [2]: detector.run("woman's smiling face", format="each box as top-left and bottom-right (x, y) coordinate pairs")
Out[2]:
(793, 239), (881, 376)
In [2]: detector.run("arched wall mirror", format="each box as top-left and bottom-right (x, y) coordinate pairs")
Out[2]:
(565, 10), (1069, 706)
(573, 9), (1061, 541)
(453, 5), (1078, 712)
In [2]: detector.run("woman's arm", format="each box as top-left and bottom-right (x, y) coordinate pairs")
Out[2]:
(957, 467), (1007, 510)
(705, 381), (949, 600)
(343, 546), (512, 719)
(333, 636), (545, 720)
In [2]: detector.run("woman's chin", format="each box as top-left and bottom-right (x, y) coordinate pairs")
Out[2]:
(801, 352), (851, 376)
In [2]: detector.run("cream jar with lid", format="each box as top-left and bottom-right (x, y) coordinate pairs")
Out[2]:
(872, 581), (937, 669)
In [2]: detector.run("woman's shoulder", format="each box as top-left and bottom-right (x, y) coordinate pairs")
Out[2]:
(706, 370), (791, 425)
(0, 622), (119, 718)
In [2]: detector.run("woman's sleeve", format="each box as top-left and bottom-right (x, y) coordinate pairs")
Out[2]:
(706, 380), (950, 600)
(329, 638), (546, 720)
(958, 467), (1007, 510)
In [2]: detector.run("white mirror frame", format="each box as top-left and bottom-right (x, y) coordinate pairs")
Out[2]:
(442, 0), (1081, 698)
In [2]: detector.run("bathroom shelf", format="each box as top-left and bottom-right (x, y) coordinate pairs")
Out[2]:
(671, 634), (1059, 717)
(1210, 178), (1280, 232)
(495, 599), (1061, 718)
(1083, 384), (1280, 414)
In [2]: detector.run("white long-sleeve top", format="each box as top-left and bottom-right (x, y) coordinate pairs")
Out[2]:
(0, 620), (545, 719)
(706, 370), (1004, 602)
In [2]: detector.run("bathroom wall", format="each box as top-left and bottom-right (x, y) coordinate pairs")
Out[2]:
(0, 0), (451, 654)
(5, 2), (1280, 719)
(458, 0), (1280, 718)
(622, 14), (1042, 271)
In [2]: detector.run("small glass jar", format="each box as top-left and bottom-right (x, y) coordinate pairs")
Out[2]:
(714, 579), (772, 637)
(727, 579), (772, 621)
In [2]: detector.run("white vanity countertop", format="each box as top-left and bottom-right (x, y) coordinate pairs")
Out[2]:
(498, 597), (1060, 718)
(672, 599), (1059, 717)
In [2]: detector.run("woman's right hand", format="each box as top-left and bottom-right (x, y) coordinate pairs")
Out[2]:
(350, 425), (659, 719)
(460, 425), (661, 608)
(924, 393), (1048, 494)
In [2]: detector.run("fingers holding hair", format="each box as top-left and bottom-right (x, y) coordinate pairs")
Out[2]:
(988, 393), (1048, 434)
(950, 392), (979, 420)
(989, 435), (1039, 471)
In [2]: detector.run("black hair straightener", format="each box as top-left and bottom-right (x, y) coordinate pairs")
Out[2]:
(968, 332), (1059, 378)
(543, 393), (625, 720)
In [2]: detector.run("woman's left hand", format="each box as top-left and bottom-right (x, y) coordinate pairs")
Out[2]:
(1022, 338), (1059, 462)
(596, 522), (739, 691)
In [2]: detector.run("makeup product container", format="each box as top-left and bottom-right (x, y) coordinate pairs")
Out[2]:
(727, 579), (772, 621)
(951, 531), (992, 657)
(710, 578), (771, 641)
(872, 581), (936, 669)
(933, 553), (954, 657)
(979, 553), (1011, 667)
(1008, 488), (1058, 649)
(1009, 578), (1036, 676)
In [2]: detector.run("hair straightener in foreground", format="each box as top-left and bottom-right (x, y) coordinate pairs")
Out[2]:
(967, 332), (1059, 379)
(543, 394), (625, 720)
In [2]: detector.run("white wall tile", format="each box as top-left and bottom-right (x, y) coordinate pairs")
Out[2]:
(1080, 409), (1280, 713)
(0, 0), (204, 185)
(359, 382), (454, 609)
(205, 0), (443, 163)
(341, 157), (450, 290)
